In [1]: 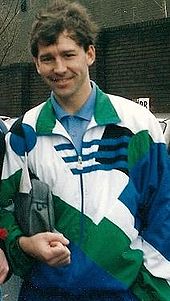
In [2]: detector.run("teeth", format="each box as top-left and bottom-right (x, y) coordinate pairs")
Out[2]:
(51, 78), (67, 82)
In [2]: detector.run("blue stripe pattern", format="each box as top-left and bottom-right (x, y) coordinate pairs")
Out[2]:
(71, 161), (128, 175)
(54, 136), (131, 175)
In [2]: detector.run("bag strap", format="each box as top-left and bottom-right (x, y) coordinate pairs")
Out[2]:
(19, 152), (32, 193)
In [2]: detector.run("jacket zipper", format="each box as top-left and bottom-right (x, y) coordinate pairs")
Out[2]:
(77, 155), (84, 246)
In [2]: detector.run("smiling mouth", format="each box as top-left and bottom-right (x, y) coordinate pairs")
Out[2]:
(50, 77), (72, 84)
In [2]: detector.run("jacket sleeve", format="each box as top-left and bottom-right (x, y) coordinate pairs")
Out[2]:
(128, 119), (170, 300)
(0, 130), (35, 278)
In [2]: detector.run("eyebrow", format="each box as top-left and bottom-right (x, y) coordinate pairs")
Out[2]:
(39, 53), (53, 60)
(39, 49), (77, 60)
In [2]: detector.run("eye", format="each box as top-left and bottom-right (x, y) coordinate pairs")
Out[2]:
(40, 56), (54, 63)
(64, 53), (76, 58)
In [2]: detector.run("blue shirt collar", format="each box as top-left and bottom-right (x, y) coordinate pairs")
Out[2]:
(51, 81), (96, 121)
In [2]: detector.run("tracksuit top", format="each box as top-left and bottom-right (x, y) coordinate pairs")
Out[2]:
(0, 84), (170, 300)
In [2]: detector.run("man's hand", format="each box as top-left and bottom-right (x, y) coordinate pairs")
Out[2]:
(0, 248), (9, 284)
(19, 232), (71, 267)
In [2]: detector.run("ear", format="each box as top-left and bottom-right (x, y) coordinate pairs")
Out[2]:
(86, 45), (96, 66)
(33, 57), (41, 74)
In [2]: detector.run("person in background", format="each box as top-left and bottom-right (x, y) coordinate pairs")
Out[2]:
(0, 119), (9, 301)
(0, 0), (170, 300)
(0, 245), (9, 301)
(0, 244), (9, 285)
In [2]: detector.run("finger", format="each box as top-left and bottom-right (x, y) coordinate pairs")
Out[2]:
(48, 253), (71, 267)
(49, 242), (70, 255)
(47, 245), (71, 266)
(50, 241), (61, 247)
(57, 252), (71, 266)
(46, 232), (70, 246)
(51, 245), (71, 260)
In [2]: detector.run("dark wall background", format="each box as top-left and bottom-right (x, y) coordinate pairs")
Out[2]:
(96, 17), (170, 113)
(0, 64), (49, 117)
(0, 17), (170, 117)
(1, 0), (170, 66)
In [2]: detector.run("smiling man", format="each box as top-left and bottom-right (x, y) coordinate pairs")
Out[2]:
(34, 30), (95, 114)
(0, 0), (170, 300)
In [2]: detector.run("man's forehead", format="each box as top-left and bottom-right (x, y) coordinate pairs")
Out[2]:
(40, 31), (75, 45)
(37, 31), (81, 55)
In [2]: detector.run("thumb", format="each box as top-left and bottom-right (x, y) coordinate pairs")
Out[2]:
(46, 231), (69, 245)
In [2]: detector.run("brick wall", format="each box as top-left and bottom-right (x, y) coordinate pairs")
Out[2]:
(80, 0), (170, 27)
(2, 0), (170, 67)
(0, 64), (22, 117)
(0, 18), (170, 117)
(96, 17), (170, 113)
(0, 63), (49, 117)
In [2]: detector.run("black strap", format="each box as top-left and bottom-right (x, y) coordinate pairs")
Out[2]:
(0, 130), (6, 178)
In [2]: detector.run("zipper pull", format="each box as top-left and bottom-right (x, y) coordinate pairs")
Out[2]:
(77, 155), (83, 170)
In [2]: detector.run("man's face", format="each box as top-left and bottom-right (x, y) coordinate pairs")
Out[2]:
(34, 31), (95, 107)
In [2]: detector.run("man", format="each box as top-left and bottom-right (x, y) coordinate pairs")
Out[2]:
(0, 0), (170, 300)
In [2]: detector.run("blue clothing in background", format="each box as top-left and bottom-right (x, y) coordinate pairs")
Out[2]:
(0, 287), (2, 301)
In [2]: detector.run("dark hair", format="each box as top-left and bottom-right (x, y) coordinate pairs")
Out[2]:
(30, 0), (99, 57)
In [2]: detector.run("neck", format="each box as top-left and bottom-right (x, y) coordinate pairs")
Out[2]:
(54, 81), (92, 114)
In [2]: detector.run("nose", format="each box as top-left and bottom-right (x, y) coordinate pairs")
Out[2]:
(53, 58), (67, 74)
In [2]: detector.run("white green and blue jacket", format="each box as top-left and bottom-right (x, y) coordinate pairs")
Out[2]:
(0, 86), (170, 300)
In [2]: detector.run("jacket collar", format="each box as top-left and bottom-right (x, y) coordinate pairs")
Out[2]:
(36, 85), (121, 135)
(94, 86), (121, 125)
